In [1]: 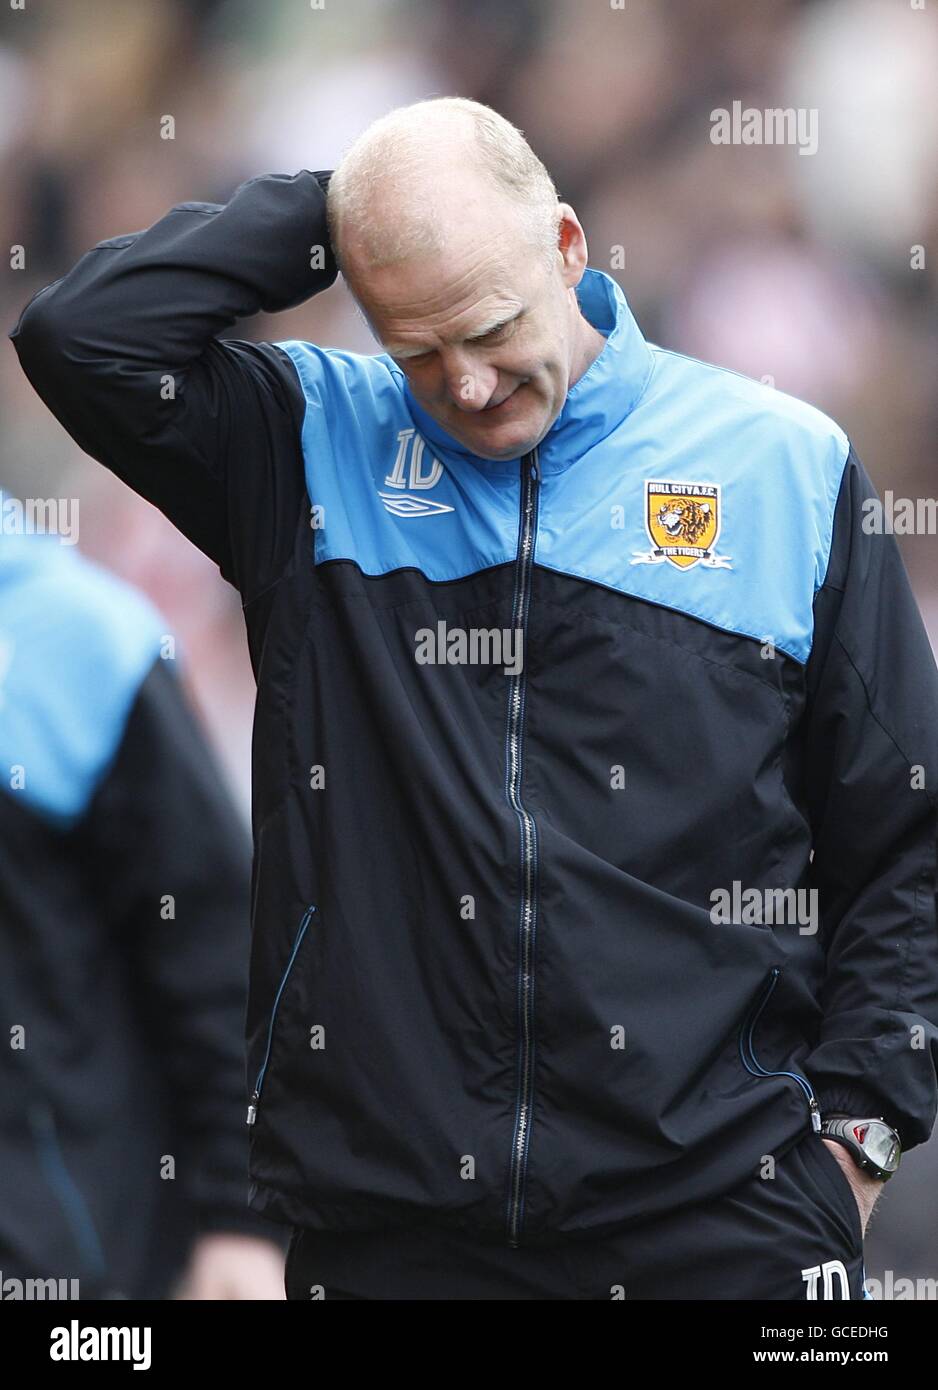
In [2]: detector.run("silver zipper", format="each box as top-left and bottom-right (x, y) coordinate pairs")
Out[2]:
(505, 447), (540, 1247)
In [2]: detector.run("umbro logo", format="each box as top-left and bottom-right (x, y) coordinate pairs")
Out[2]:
(379, 493), (454, 517)
(381, 428), (454, 518)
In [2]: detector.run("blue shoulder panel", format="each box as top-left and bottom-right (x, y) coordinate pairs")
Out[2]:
(535, 349), (850, 663)
(277, 340), (521, 582)
(0, 534), (167, 826)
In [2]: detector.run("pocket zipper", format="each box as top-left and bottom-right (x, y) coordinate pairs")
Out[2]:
(247, 904), (316, 1126)
(738, 966), (822, 1133)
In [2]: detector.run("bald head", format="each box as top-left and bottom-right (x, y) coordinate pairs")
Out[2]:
(326, 98), (560, 288)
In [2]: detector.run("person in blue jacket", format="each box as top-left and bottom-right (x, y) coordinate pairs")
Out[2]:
(0, 528), (287, 1298)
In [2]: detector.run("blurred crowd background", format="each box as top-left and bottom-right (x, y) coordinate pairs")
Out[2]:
(1, 0), (936, 1292)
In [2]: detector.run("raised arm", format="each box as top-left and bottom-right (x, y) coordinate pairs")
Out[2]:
(8, 170), (337, 599)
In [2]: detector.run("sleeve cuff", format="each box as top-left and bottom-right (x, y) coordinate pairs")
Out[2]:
(814, 1087), (902, 1137)
(197, 1204), (292, 1253)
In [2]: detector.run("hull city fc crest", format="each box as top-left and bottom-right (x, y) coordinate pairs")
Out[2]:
(631, 480), (732, 571)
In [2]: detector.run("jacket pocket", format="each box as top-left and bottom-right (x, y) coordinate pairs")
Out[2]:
(738, 965), (821, 1133)
(247, 903), (317, 1127)
(805, 1132), (865, 1256)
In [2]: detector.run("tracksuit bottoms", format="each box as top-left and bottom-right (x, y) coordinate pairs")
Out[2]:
(284, 1130), (873, 1300)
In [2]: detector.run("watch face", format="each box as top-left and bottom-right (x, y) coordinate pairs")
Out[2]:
(852, 1121), (900, 1172)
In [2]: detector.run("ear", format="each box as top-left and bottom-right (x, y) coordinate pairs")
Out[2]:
(555, 204), (589, 289)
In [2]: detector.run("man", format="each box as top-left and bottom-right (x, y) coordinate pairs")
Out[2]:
(9, 96), (938, 1300)
(0, 530), (287, 1298)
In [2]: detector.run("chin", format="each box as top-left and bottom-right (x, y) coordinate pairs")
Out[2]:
(468, 431), (537, 462)
(474, 445), (526, 462)
(464, 411), (546, 460)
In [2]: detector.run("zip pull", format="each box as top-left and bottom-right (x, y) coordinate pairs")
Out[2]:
(247, 1090), (260, 1126)
(809, 1096), (822, 1133)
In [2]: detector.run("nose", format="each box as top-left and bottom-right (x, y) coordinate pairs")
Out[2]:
(439, 351), (499, 413)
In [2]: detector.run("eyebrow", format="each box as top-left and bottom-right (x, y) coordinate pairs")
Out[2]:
(384, 306), (524, 360)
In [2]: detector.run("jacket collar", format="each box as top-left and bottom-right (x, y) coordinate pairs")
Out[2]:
(397, 267), (654, 478)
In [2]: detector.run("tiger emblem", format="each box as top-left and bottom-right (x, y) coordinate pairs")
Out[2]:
(632, 480), (732, 571)
(655, 499), (713, 546)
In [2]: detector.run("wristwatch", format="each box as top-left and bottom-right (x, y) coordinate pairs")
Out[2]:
(820, 1113), (902, 1181)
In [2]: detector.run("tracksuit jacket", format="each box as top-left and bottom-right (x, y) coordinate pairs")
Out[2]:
(0, 533), (283, 1296)
(9, 168), (938, 1249)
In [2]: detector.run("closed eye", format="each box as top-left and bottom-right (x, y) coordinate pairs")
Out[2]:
(394, 313), (521, 365)
(398, 333), (498, 367)
(472, 316), (521, 345)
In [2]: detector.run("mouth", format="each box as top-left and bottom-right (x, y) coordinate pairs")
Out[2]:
(482, 385), (522, 413)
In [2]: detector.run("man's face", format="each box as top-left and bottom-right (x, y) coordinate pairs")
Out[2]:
(340, 188), (588, 462)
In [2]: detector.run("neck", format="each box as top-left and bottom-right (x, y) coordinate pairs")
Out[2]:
(569, 310), (607, 389)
